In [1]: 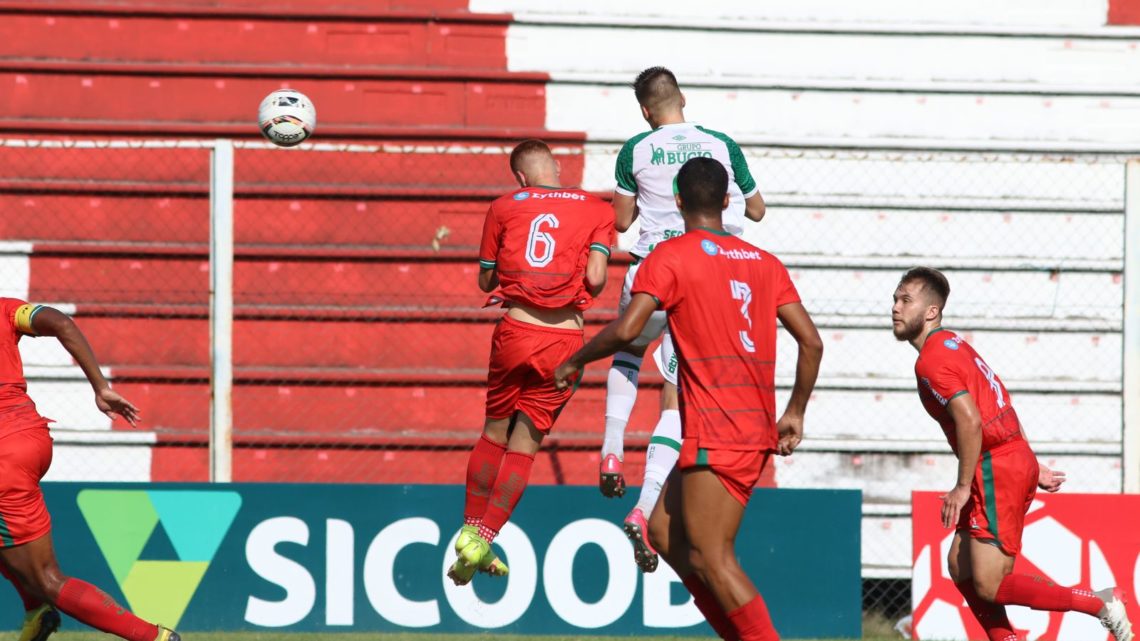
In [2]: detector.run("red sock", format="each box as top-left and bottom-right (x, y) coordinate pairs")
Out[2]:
(726, 595), (779, 641)
(55, 578), (158, 641)
(995, 574), (1103, 615)
(956, 581), (1017, 641)
(0, 562), (43, 611)
(479, 450), (534, 544)
(463, 434), (507, 525)
(681, 574), (739, 641)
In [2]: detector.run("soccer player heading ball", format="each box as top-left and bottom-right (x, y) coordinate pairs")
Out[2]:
(555, 157), (823, 641)
(893, 268), (1133, 641)
(447, 140), (615, 586)
(0, 300), (180, 641)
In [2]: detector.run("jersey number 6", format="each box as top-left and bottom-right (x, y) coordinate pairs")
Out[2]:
(526, 213), (560, 268)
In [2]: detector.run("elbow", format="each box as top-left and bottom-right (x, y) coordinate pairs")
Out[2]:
(477, 276), (495, 293)
(614, 324), (639, 345)
(801, 334), (824, 360)
(615, 220), (632, 233)
(747, 203), (766, 222)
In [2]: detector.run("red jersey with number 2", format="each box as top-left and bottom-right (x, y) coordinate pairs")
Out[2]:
(478, 187), (614, 311)
(631, 229), (800, 451)
(915, 328), (1025, 455)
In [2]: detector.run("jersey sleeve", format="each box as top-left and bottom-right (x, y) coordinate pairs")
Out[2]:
(726, 136), (758, 198)
(614, 138), (638, 197)
(773, 260), (801, 307)
(631, 247), (679, 309)
(589, 203), (615, 257)
(915, 350), (969, 406)
(478, 202), (501, 270)
(2, 298), (40, 335)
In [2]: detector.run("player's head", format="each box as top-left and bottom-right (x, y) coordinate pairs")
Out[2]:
(675, 157), (730, 220)
(892, 267), (951, 342)
(633, 66), (685, 124)
(509, 139), (560, 188)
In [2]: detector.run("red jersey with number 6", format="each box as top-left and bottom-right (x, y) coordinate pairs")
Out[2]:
(914, 328), (1025, 455)
(631, 229), (800, 451)
(478, 187), (615, 310)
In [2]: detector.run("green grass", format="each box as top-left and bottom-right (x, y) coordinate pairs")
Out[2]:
(0, 629), (898, 634)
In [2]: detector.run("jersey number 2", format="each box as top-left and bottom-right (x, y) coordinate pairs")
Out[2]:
(730, 280), (756, 352)
(526, 213), (559, 267)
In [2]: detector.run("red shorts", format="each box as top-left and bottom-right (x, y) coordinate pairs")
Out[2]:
(958, 439), (1037, 556)
(485, 315), (583, 433)
(0, 426), (54, 547)
(679, 438), (772, 506)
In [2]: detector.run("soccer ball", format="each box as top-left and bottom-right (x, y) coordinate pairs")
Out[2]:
(258, 89), (316, 147)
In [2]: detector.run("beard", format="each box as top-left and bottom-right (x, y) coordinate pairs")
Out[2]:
(892, 315), (924, 342)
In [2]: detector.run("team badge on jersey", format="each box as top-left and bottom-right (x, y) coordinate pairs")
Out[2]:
(943, 338), (960, 350)
(701, 239), (719, 256)
(513, 192), (530, 201)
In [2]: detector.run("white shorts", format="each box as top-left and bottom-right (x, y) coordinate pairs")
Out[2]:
(652, 330), (678, 386)
(620, 260), (668, 349)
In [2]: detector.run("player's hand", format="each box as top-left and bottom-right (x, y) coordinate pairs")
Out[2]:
(553, 362), (580, 391)
(1038, 464), (1066, 493)
(940, 484), (970, 529)
(96, 387), (141, 427)
(775, 411), (804, 456)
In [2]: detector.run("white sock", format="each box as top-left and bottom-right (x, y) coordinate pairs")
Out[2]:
(603, 352), (642, 459)
(636, 409), (681, 513)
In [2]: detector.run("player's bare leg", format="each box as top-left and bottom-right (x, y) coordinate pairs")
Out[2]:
(682, 468), (778, 641)
(947, 533), (1018, 641)
(451, 412), (544, 585)
(602, 341), (650, 498)
(0, 534), (177, 641)
(952, 534), (1133, 641)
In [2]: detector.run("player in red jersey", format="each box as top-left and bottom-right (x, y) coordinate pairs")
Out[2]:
(556, 158), (823, 641)
(447, 139), (615, 585)
(893, 267), (1134, 641)
(0, 299), (180, 641)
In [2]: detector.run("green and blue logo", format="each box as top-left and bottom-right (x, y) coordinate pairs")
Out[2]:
(77, 490), (242, 629)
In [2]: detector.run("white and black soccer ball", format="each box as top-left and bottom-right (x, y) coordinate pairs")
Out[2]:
(258, 89), (316, 147)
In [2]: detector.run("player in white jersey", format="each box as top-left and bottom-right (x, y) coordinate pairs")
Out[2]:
(601, 67), (766, 572)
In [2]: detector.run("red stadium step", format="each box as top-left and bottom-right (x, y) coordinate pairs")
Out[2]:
(0, 195), (491, 247)
(79, 315), (643, 369)
(29, 254), (626, 306)
(0, 143), (584, 194)
(151, 444), (652, 485)
(114, 379), (666, 436)
(0, 70), (547, 129)
(0, 0), (474, 16)
(0, 13), (511, 70)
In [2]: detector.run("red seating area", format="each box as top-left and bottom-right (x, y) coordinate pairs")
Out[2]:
(1, 2), (639, 483)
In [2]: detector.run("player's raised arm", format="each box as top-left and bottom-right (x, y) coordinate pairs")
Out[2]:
(775, 302), (823, 455)
(29, 306), (141, 426)
(943, 393), (983, 528)
(554, 293), (658, 390)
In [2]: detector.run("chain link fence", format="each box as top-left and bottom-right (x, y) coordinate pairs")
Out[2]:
(0, 138), (1129, 629)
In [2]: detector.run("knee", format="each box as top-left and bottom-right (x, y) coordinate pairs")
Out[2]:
(973, 576), (1000, 603)
(25, 566), (68, 603)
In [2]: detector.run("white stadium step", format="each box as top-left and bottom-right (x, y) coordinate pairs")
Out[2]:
(586, 147), (1128, 210)
(559, 85), (1140, 147)
(472, 0), (1112, 30)
(503, 27), (1140, 95)
(44, 430), (154, 482)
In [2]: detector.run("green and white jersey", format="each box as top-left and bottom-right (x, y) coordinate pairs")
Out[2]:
(615, 122), (759, 257)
